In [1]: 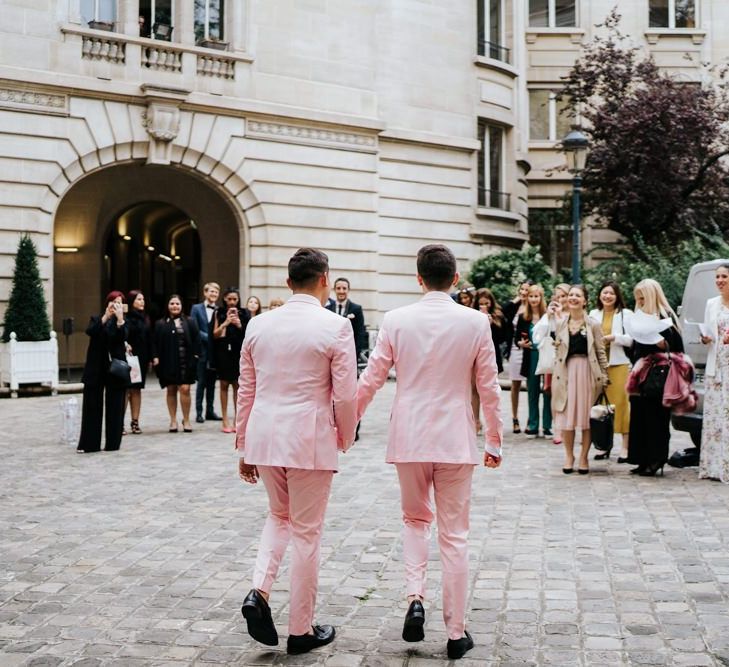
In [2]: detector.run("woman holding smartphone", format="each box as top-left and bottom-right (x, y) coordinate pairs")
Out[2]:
(213, 287), (250, 433)
(503, 280), (534, 433)
(77, 291), (128, 453)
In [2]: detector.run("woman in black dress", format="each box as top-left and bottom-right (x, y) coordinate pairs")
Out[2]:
(213, 287), (250, 433)
(627, 279), (683, 477)
(153, 294), (200, 432)
(124, 290), (153, 434)
(77, 291), (128, 453)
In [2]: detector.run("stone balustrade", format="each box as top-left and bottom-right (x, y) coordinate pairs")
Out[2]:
(197, 54), (236, 79)
(81, 34), (126, 64)
(142, 45), (183, 72)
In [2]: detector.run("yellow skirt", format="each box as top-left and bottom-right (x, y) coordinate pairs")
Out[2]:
(605, 364), (630, 434)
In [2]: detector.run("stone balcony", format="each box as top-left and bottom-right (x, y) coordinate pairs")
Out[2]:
(60, 25), (253, 84)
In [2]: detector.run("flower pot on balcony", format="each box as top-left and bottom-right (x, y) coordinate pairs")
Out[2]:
(198, 39), (229, 51)
(88, 20), (115, 31)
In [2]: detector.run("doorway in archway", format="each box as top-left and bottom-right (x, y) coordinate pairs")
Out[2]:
(104, 202), (201, 321)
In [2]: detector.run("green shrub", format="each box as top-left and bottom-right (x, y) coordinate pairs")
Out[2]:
(584, 232), (729, 310)
(1, 234), (51, 342)
(468, 244), (553, 306)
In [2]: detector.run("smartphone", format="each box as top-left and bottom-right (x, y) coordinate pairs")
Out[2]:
(122, 303), (128, 313)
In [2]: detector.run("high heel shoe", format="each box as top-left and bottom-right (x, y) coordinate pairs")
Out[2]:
(562, 467), (574, 474)
(130, 419), (142, 435)
(594, 449), (611, 461)
(638, 463), (665, 477)
(512, 419), (521, 434)
(578, 468), (589, 475)
(630, 465), (645, 475)
(617, 457), (629, 464)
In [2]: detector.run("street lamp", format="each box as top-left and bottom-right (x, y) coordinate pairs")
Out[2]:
(562, 127), (589, 283)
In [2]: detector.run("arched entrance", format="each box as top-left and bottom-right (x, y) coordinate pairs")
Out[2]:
(54, 162), (245, 367)
(104, 202), (202, 321)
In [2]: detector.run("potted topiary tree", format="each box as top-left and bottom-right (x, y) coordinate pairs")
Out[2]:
(0, 234), (58, 397)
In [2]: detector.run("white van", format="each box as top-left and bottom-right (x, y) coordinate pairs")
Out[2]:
(671, 258), (729, 453)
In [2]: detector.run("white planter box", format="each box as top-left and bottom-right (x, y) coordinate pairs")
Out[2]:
(0, 331), (59, 397)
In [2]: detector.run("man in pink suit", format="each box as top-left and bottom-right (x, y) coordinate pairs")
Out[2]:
(357, 244), (503, 660)
(236, 248), (358, 655)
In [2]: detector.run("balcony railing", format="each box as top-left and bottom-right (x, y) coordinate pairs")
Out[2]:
(478, 188), (511, 210)
(477, 38), (511, 64)
(62, 25), (253, 81)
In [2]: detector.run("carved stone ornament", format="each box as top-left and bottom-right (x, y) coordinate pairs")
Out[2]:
(142, 103), (181, 165)
(0, 87), (68, 115)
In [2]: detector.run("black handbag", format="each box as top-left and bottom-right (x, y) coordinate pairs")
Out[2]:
(640, 353), (671, 399)
(590, 391), (614, 452)
(108, 356), (131, 386)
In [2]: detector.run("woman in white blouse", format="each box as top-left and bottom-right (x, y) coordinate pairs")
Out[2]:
(588, 280), (633, 462)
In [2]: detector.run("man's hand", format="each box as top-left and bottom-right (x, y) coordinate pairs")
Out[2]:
(484, 452), (501, 468)
(238, 458), (259, 484)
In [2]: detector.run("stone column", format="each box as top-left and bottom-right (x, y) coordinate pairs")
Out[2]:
(176, 0), (196, 46)
(65, 0), (82, 25)
(228, 0), (248, 53)
(118, 0), (140, 36)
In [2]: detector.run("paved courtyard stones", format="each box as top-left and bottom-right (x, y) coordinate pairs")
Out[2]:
(1, 382), (728, 665)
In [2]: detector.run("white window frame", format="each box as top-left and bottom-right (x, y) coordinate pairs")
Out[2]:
(151, 0), (175, 38)
(529, 89), (573, 142)
(196, 0), (224, 41)
(483, 0), (504, 51)
(529, 0), (577, 29)
(479, 120), (507, 209)
(650, 0), (697, 29)
(81, 0), (116, 23)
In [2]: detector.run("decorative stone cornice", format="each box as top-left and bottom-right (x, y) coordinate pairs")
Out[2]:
(0, 86), (68, 116)
(246, 120), (377, 153)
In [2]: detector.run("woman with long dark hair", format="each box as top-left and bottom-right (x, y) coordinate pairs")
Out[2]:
(77, 290), (128, 453)
(246, 295), (263, 318)
(503, 280), (534, 433)
(153, 295), (201, 433)
(213, 287), (250, 433)
(471, 287), (505, 432)
(124, 290), (153, 435)
(626, 279), (683, 476)
(588, 280), (633, 462)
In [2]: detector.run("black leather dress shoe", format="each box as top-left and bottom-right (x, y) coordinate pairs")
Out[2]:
(206, 412), (222, 421)
(402, 599), (425, 642)
(240, 589), (278, 646)
(287, 624), (335, 654)
(195, 415), (205, 424)
(447, 630), (474, 660)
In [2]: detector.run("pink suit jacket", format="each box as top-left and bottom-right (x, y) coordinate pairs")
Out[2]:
(235, 294), (358, 471)
(357, 290), (503, 464)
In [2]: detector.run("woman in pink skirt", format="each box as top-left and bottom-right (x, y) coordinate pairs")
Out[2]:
(551, 285), (608, 474)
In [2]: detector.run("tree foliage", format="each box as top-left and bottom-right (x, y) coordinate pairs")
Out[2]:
(468, 245), (554, 306)
(584, 232), (729, 310)
(2, 234), (51, 342)
(559, 9), (729, 257)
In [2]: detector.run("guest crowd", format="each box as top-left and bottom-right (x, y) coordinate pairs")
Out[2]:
(77, 264), (729, 485)
(77, 279), (367, 453)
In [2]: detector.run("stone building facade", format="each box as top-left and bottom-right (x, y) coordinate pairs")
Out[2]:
(0, 0), (721, 365)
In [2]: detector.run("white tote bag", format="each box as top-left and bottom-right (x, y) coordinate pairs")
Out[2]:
(127, 354), (143, 384)
(535, 336), (555, 375)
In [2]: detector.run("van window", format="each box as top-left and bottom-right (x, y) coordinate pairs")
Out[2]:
(683, 268), (717, 323)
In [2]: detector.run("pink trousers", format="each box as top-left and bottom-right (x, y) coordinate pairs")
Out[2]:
(253, 466), (333, 636)
(395, 462), (474, 640)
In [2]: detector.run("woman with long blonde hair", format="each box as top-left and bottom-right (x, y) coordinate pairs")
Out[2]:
(514, 285), (552, 438)
(626, 279), (683, 476)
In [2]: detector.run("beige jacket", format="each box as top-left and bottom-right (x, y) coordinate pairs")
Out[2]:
(551, 316), (609, 414)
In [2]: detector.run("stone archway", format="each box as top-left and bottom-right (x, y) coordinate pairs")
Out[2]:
(53, 161), (246, 366)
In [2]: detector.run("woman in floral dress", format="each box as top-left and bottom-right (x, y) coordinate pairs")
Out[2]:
(699, 263), (729, 483)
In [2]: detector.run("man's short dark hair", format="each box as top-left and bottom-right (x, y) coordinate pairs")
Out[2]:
(416, 244), (457, 290)
(334, 277), (350, 288)
(288, 248), (329, 289)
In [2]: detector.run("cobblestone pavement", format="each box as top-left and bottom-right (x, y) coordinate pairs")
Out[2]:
(1, 382), (728, 667)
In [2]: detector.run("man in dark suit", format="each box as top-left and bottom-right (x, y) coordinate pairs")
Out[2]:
(326, 277), (367, 440)
(190, 282), (222, 423)
(326, 277), (368, 361)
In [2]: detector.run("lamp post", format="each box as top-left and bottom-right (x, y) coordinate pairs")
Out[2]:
(562, 127), (589, 283)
